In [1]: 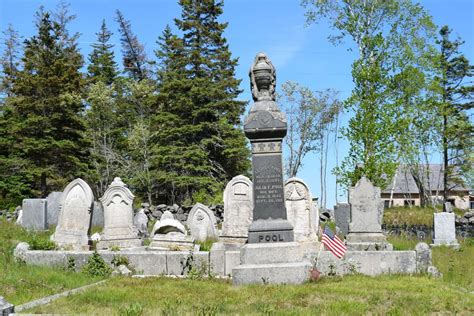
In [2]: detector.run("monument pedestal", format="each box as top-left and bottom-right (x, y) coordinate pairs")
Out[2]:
(431, 212), (459, 249)
(232, 242), (311, 285)
(346, 232), (393, 251)
(149, 234), (194, 251)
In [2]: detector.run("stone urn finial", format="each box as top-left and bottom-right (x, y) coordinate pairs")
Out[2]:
(250, 52), (276, 102)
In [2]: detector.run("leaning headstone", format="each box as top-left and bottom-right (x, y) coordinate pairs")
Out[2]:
(97, 178), (141, 249)
(134, 206), (149, 238)
(0, 296), (14, 315)
(51, 178), (94, 250)
(284, 177), (318, 242)
(91, 201), (104, 228)
(46, 191), (62, 226)
(221, 175), (253, 242)
(21, 199), (47, 230)
(187, 203), (218, 242)
(346, 177), (392, 251)
(15, 209), (23, 226)
(431, 212), (459, 248)
(150, 211), (194, 250)
(334, 202), (350, 237)
(233, 53), (310, 285)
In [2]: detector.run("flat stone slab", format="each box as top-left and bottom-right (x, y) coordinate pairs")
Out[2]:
(432, 212), (459, 248)
(96, 238), (142, 250)
(239, 242), (303, 265)
(232, 262), (312, 285)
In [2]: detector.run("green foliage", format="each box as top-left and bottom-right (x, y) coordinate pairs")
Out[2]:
(87, 20), (117, 85)
(303, 0), (438, 189)
(82, 251), (112, 277)
(118, 303), (144, 316)
(197, 240), (214, 252)
(383, 206), (441, 226)
(27, 233), (57, 250)
(152, 0), (250, 204)
(65, 256), (76, 272)
(436, 25), (473, 203)
(111, 255), (130, 267)
(2, 7), (88, 200)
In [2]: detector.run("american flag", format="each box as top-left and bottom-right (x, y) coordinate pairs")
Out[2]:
(321, 225), (347, 259)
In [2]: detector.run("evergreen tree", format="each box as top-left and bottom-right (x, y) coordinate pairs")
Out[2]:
(437, 25), (473, 208)
(0, 24), (22, 97)
(87, 20), (118, 85)
(7, 10), (88, 197)
(153, 0), (250, 204)
(115, 10), (149, 81)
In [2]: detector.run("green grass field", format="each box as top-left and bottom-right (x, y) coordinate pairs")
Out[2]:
(383, 206), (465, 226)
(1, 218), (473, 314)
(0, 219), (103, 304)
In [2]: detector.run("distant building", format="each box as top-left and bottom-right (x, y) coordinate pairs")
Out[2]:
(381, 164), (472, 210)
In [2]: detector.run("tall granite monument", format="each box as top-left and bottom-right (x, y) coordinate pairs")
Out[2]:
(233, 53), (310, 285)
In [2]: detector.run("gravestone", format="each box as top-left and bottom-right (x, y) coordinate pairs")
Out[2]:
(21, 199), (47, 230)
(0, 296), (14, 315)
(91, 201), (104, 227)
(221, 175), (253, 241)
(51, 178), (94, 250)
(46, 191), (62, 226)
(150, 211), (194, 250)
(16, 209), (23, 225)
(346, 177), (392, 251)
(187, 203), (218, 242)
(444, 202), (453, 213)
(233, 53), (310, 285)
(334, 202), (350, 236)
(134, 206), (149, 238)
(97, 177), (141, 249)
(431, 212), (459, 248)
(284, 177), (318, 242)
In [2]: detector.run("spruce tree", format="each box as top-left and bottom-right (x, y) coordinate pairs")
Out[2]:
(437, 25), (473, 207)
(7, 10), (88, 197)
(115, 10), (149, 81)
(87, 20), (118, 85)
(153, 0), (250, 204)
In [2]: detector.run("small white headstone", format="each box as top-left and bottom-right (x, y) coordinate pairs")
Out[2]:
(187, 203), (218, 242)
(432, 212), (459, 248)
(22, 199), (47, 230)
(16, 209), (23, 225)
(222, 175), (253, 238)
(284, 178), (318, 242)
(52, 178), (94, 250)
(97, 177), (141, 249)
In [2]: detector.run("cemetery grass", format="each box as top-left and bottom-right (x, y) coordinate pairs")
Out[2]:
(383, 206), (464, 226)
(0, 219), (103, 304)
(26, 238), (474, 315)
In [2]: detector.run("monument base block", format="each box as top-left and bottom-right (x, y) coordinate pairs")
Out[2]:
(346, 232), (392, 251)
(431, 239), (460, 249)
(232, 242), (311, 285)
(96, 238), (142, 250)
(149, 235), (194, 251)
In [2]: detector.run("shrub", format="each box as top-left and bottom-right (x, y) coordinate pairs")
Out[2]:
(82, 251), (112, 277)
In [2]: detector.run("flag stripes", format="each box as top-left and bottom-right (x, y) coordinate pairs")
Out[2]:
(321, 226), (347, 259)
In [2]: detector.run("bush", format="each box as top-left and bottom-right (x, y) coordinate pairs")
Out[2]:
(27, 233), (56, 250)
(82, 251), (112, 277)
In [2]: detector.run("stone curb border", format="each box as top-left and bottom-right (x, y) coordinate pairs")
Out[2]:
(12, 280), (107, 314)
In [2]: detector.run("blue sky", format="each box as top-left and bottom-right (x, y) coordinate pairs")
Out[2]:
(1, 0), (473, 208)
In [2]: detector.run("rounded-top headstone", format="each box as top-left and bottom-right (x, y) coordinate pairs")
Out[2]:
(187, 203), (218, 242)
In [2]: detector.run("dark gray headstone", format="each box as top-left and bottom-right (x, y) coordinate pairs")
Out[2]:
(244, 52), (293, 244)
(334, 203), (350, 236)
(91, 201), (104, 228)
(46, 191), (62, 227)
(21, 199), (47, 230)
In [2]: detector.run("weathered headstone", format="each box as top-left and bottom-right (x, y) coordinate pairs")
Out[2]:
(187, 203), (218, 242)
(284, 177), (318, 242)
(134, 206), (149, 238)
(21, 199), (47, 230)
(97, 178), (141, 249)
(46, 191), (62, 226)
(233, 53), (310, 285)
(221, 175), (253, 240)
(91, 201), (104, 228)
(150, 211), (193, 250)
(51, 178), (94, 250)
(334, 202), (350, 237)
(15, 209), (23, 226)
(444, 202), (453, 213)
(346, 177), (392, 251)
(431, 212), (459, 248)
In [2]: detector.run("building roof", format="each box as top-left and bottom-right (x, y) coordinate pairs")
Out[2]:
(382, 164), (469, 194)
